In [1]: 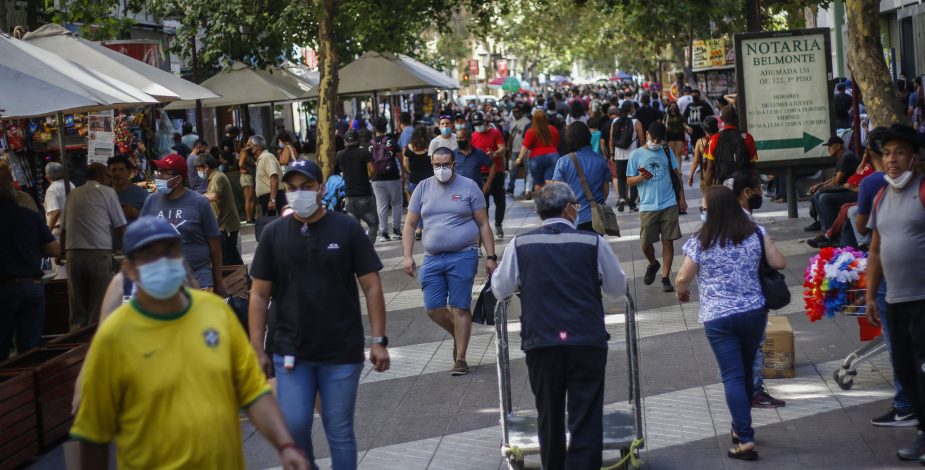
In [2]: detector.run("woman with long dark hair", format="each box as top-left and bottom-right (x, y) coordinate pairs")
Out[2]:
(403, 124), (433, 240)
(566, 99), (588, 125)
(664, 102), (687, 169)
(675, 186), (786, 461)
(515, 109), (560, 194)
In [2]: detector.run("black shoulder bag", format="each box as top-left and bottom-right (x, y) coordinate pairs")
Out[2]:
(754, 226), (790, 310)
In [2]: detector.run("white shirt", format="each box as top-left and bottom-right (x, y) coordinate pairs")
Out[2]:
(677, 95), (694, 115)
(62, 182), (127, 250)
(44, 179), (74, 226)
(491, 218), (626, 300)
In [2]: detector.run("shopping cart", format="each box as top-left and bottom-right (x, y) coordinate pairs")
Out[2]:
(829, 288), (886, 390)
(493, 290), (644, 470)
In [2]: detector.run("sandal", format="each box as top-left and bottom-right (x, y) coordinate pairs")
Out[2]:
(731, 427), (739, 445)
(727, 444), (758, 461)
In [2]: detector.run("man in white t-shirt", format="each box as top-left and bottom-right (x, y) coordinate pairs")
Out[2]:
(610, 101), (645, 212)
(506, 104), (532, 194)
(676, 85), (694, 115)
(43, 162), (74, 239)
(428, 115), (458, 156)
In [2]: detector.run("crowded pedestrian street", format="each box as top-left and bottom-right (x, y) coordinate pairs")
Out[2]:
(3, 1), (925, 469)
(21, 166), (920, 469)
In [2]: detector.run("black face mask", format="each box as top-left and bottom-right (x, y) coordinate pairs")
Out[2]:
(748, 194), (763, 210)
(458, 140), (470, 150)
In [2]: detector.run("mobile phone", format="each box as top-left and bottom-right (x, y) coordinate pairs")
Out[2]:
(639, 167), (653, 178)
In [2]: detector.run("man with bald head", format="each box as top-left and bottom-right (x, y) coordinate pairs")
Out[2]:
(61, 162), (127, 328)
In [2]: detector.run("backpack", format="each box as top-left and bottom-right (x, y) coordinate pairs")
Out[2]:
(712, 128), (752, 184)
(370, 135), (395, 176)
(872, 176), (925, 213)
(612, 117), (635, 150)
(322, 174), (346, 211)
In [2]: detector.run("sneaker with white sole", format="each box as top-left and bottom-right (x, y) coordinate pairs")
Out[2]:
(451, 360), (469, 376)
(871, 407), (917, 427)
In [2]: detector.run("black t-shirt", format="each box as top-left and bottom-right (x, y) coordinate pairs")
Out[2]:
(835, 150), (861, 177)
(219, 135), (237, 153)
(404, 146), (433, 184)
(250, 212), (383, 363)
(684, 101), (714, 140)
(369, 134), (402, 182)
(634, 105), (662, 134)
(335, 147), (373, 197)
(0, 202), (55, 278)
(833, 93), (852, 127)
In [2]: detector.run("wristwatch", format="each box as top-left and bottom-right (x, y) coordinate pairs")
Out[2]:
(371, 336), (389, 347)
(486, 255), (498, 261)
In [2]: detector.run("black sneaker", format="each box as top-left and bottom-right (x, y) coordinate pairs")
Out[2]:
(661, 277), (675, 293)
(806, 234), (827, 248)
(629, 204), (639, 213)
(644, 261), (661, 286)
(898, 431), (925, 460)
(871, 407), (917, 427)
(495, 225), (504, 238)
(617, 198), (626, 212)
(392, 229), (402, 240)
(752, 390), (786, 408)
(804, 221), (822, 232)
(378, 232), (391, 242)
(451, 359), (469, 376)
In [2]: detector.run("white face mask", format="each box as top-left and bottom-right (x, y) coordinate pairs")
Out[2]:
(434, 166), (453, 183)
(884, 158), (916, 189)
(286, 190), (319, 218)
(646, 140), (661, 151)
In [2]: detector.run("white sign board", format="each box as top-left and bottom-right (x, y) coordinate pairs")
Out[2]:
(87, 110), (114, 164)
(736, 29), (833, 163)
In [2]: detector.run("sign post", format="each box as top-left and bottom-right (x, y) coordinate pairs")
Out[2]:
(735, 28), (835, 218)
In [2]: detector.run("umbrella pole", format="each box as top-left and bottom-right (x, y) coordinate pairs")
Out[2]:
(372, 91), (379, 120)
(56, 112), (71, 197)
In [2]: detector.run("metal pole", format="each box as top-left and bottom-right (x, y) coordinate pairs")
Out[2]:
(191, 34), (204, 138)
(786, 166), (798, 218)
(56, 112), (72, 197)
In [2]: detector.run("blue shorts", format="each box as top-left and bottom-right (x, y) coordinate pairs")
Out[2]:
(419, 249), (479, 310)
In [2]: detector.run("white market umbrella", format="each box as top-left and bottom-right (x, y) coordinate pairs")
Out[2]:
(163, 62), (311, 110)
(306, 51), (459, 97)
(0, 30), (157, 118)
(22, 24), (219, 102)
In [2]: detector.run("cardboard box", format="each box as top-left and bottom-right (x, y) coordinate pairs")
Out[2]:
(761, 316), (795, 379)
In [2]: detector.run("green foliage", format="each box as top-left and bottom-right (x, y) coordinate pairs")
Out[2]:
(43, 0), (145, 40)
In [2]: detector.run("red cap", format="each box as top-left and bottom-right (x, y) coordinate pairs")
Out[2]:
(152, 153), (188, 179)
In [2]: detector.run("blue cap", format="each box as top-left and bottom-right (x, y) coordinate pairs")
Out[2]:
(124, 216), (181, 256)
(283, 159), (323, 183)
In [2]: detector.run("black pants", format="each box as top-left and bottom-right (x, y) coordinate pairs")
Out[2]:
(886, 299), (925, 431)
(615, 160), (638, 205)
(526, 346), (606, 470)
(483, 172), (506, 226)
(220, 231), (244, 266)
(577, 221), (595, 233)
(257, 192), (287, 217)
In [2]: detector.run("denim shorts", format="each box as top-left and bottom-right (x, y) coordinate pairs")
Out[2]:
(419, 249), (479, 310)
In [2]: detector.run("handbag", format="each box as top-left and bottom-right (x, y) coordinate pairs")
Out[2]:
(754, 226), (790, 310)
(661, 147), (684, 203)
(568, 153), (620, 236)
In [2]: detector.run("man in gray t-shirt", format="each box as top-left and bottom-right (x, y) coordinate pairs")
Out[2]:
(864, 125), (925, 462)
(400, 147), (496, 377)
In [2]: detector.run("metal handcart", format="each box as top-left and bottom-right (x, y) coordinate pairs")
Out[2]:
(493, 290), (644, 470)
(829, 288), (886, 390)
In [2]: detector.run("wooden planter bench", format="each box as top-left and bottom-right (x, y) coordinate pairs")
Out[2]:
(47, 324), (97, 347)
(0, 345), (89, 451)
(0, 371), (39, 470)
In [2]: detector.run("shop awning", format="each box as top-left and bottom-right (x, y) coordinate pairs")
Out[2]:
(306, 51), (458, 97)
(0, 31), (158, 118)
(162, 62), (316, 110)
(22, 24), (219, 102)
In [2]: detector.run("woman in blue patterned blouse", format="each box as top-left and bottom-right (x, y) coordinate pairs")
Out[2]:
(674, 185), (786, 461)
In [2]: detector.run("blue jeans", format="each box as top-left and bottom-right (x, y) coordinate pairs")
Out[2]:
(273, 355), (364, 470)
(0, 282), (44, 360)
(704, 309), (768, 444)
(876, 282), (913, 412)
(528, 153), (559, 186)
(752, 331), (766, 396)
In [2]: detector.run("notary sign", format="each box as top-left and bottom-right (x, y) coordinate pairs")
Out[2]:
(735, 29), (834, 163)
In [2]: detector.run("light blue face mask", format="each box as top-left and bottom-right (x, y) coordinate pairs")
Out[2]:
(700, 211), (707, 223)
(154, 178), (172, 194)
(137, 257), (186, 300)
(440, 127), (452, 136)
(474, 125), (485, 133)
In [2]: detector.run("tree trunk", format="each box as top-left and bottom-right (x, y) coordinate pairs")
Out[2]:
(845, 0), (906, 127)
(315, 0), (339, 179)
(745, 0), (762, 32)
(670, 42), (695, 87)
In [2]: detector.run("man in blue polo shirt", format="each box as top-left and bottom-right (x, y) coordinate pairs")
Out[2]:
(454, 129), (495, 187)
